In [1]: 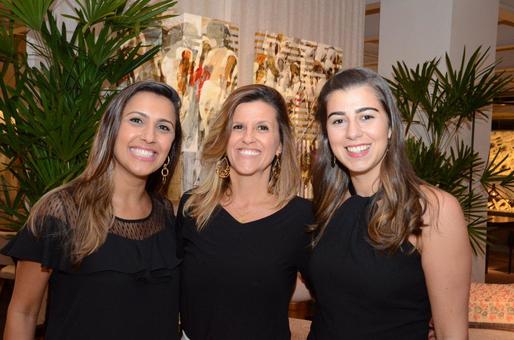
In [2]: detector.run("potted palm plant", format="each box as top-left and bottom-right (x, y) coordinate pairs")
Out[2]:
(388, 47), (514, 254)
(0, 0), (176, 231)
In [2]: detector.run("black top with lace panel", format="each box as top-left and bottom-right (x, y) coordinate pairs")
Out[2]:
(2, 189), (181, 340)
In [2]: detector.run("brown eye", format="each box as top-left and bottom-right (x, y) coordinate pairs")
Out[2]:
(129, 117), (143, 124)
(331, 118), (346, 125)
(158, 124), (171, 132)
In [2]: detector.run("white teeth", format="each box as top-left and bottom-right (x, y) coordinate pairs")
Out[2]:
(346, 145), (370, 153)
(239, 149), (260, 156)
(131, 148), (155, 158)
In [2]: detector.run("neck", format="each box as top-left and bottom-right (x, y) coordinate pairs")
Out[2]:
(112, 186), (148, 203)
(112, 175), (147, 199)
(111, 173), (150, 218)
(350, 174), (380, 197)
(224, 172), (274, 206)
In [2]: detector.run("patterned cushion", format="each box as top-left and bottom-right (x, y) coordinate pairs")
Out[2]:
(468, 283), (514, 331)
(289, 318), (311, 340)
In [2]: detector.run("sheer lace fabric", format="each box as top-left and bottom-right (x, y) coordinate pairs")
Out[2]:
(38, 189), (170, 240)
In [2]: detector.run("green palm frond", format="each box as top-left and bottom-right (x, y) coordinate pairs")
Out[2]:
(0, 0), (176, 231)
(0, 0), (53, 30)
(390, 47), (513, 255)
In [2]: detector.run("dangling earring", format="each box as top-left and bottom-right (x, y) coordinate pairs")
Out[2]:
(385, 134), (391, 155)
(331, 153), (336, 168)
(268, 154), (281, 193)
(161, 156), (170, 183)
(216, 155), (230, 179)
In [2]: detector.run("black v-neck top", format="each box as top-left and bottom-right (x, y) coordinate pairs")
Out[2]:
(307, 195), (431, 340)
(178, 195), (313, 340)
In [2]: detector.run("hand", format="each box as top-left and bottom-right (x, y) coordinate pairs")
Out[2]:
(428, 318), (436, 339)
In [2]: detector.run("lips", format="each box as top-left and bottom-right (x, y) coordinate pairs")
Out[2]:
(130, 147), (156, 160)
(238, 148), (261, 156)
(345, 144), (370, 157)
(346, 145), (370, 153)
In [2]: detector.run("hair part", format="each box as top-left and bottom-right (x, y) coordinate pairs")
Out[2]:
(27, 80), (182, 264)
(310, 67), (428, 252)
(184, 84), (299, 230)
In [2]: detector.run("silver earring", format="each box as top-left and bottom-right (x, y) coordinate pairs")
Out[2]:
(331, 153), (336, 168)
(161, 156), (170, 183)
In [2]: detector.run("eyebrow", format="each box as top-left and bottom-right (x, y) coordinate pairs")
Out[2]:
(127, 111), (175, 126)
(327, 106), (379, 118)
(232, 120), (273, 124)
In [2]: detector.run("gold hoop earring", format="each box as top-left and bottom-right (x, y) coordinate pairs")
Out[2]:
(161, 156), (170, 183)
(268, 154), (281, 194)
(216, 155), (230, 179)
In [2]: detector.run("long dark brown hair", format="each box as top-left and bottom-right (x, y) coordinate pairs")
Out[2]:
(184, 84), (300, 230)
(28, 81), (182, 263)
(310, 67), (428, 252)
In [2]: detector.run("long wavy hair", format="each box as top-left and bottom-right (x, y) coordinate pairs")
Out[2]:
(184, 84), (300, 230)
(28, 81), (182, 263)
(310, 67), (428, 252)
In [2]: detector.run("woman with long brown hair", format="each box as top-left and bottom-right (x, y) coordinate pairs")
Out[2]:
(307, 68), (471, 339)
(178, 84), (312, 340)
(2, 81), (182, 340)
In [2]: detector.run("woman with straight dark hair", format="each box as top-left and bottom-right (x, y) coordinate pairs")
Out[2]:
(2, 81), (182, 340)
(307, 68), (471, 339)
(178, 84), (312, 340)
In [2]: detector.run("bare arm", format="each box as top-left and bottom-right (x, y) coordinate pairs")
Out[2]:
(291, 273), (312, 302)
(420, 190), (471, 340)
(4, 260), (51, 340)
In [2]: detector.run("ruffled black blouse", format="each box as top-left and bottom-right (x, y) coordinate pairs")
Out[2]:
(2, 190), (181, 340)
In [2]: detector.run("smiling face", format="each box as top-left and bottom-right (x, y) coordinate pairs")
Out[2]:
(326, 85), (391, 187)
(113, 91), (177, 184)
(226, 100), (282, 181)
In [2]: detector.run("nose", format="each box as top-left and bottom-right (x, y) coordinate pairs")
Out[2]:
(346, 118), (362, 140)
(242, 127), (256, 144)
(141, 125), (156, 143)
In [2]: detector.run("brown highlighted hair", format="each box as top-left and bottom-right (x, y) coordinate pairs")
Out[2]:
(28, 81), (182, 263)
(184, 84), (299, 230)
(311, 67), (428, 252)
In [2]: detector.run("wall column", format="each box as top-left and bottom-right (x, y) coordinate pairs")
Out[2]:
(378, 0), (500, 282)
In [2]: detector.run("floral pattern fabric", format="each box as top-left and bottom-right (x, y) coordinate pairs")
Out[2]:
(468, 283), (514, 330)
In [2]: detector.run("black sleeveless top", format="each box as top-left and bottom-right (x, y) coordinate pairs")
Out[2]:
(307, 195), (431, 340)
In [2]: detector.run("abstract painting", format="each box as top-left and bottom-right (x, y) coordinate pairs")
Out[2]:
(254, 32), (343, 198)
(126, 14), (239, 197)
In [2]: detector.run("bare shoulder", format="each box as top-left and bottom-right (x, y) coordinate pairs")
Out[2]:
(420, 185), (463, 227)
(418, 185), (468, 247)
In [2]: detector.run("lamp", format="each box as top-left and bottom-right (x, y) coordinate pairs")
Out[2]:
(488, 184), (501, 202)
